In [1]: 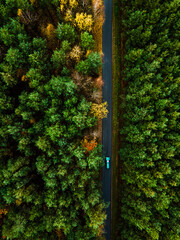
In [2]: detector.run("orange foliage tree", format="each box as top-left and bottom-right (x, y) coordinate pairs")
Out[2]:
(82, 136), (97, 154)
(41, 23), (56, 49)
(21, 75), (28, 82)
(0, 208), (8, 218)
(95, 76), (104, 89)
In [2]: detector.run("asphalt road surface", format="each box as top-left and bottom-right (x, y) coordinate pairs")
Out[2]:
(102, 0), (113, 239)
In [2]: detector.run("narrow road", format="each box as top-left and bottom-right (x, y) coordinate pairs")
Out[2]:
(102, 0), (113, 239)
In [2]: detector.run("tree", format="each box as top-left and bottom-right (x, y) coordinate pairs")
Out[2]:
(51, 49), (67, 69)
(76, 52), (102, 75)
(69, 45), (82, 62)
(82, 136), (97, 154)
(69, 0), (78, 9)
(75, 12), (93, 32)
(80, 31), (95, 50)
(116, 0), (180, 239)
(56, 23), (77, 43)
(0, 0), (105, 238)
(91, 102), (108, 119)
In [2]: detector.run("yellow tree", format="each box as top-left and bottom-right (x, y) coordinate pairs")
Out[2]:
(69, 0), (78, 9)
(69, 45), (82, 62)
(75, 13), (93, 32)
(41, 23), (56, 49)
(64, 9), (73, 22)
(30, 0), (37, 5)
(59, 0), (68, 12)
(17, 9), (23, 17)
(45, 23), (55, 40)
(91, 102), (108, 119)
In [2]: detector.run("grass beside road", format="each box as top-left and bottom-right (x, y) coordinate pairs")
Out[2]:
(112, 0), (125, 239)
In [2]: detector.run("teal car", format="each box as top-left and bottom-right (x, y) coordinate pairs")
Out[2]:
(106, 157), (110, 169)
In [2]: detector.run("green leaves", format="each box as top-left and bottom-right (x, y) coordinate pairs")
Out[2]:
(118, 0), (180, 239)
(0, 1), (105, 239)
(80, 31), (95, 50)
(56, 23), (77, 43)
(76, 52), (102, 75)
(51, 49), (67, 69)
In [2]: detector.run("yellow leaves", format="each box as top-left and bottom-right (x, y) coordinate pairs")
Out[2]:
(154, 171), (163, 179)
(69, 45), (82, 62)
(21, 75), (28, 82)
(86, 50), (92, 57)
(59, 0), (68, 12)
(60, 4), (64, 12)
(96, 224), (105, 238)
(75, 13), (93, 32)
(59, 1), (93, 32)
(60, 0), (78, 12)
(69, 0), (78, 9)
(169, 180), (177, 186)
(30, 0), (37, 4)
(45, 23), (55, 39)
(92, 0), (104, 52)
(91, 102), (108, 119)
(30, 118), (36, 124)
(141, 187), (156, 198)
(17, 9), (23, 17)
(17, 70), (28, 82)
(64, 9), (73, 22)
(0, 209), (8, 216)
(41, 23), (56, 49)
(4, 210), (8, 215)
(17, 68), (26, 78)
(60, 0), (68, 4)
(15, 199), (22, 206)
(0, 208), (9, 227)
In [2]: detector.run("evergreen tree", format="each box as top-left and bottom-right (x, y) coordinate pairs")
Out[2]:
(118, 0), (180, 239)
(0, 0), (106, 239)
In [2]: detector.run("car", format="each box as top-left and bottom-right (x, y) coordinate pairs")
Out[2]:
(106, 157), (110, 169)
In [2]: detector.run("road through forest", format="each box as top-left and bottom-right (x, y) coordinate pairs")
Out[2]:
(102, 0), (113, 239)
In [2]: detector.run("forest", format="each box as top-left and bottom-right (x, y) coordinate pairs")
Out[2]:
(1, 0), (180, 239)
(116, 0), (180, 239)
(0, 0), (106, 239)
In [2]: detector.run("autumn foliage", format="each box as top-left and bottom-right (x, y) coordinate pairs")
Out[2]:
(91, 102), (108, 119)
(82, 136), (97, 154)
(95, 76), (104, 89)
(0, 209), (8, 218)
(92, 0), (104, 52)
(75, 13), (93, 32)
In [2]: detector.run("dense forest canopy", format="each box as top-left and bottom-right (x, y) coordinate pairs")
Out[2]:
(118, 0), (180, 239)
(0, 0), (106, 239)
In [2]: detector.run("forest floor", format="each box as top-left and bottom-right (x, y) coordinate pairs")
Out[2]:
(92, 1), (106, 237)
(92, 0), (104, 143)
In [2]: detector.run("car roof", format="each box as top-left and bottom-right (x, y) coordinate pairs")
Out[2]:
(106, 157), (110, 160)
